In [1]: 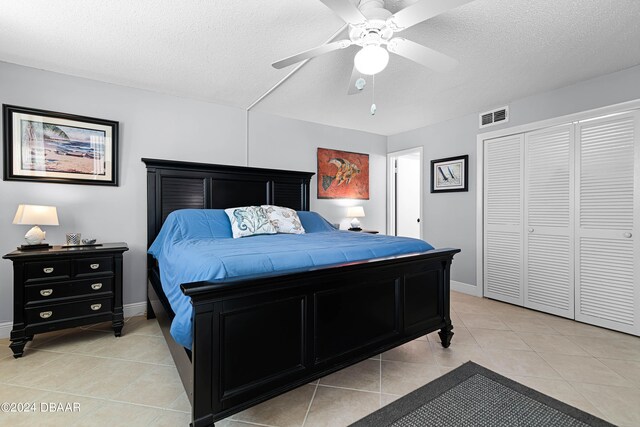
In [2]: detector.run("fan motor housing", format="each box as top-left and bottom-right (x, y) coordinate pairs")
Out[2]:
(349, 0), (394, 46)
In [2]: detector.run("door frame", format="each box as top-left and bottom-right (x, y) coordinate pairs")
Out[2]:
(476, 98), (640, 298)
(387, 146), (423, 239)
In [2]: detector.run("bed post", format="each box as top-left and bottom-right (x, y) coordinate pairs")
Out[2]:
(191, 299), (219, 427)
(438, 256), (454, 348)
(146, 297), (156, 319)
(146, 162), (158, 320)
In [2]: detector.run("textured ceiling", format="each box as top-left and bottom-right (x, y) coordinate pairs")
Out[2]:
(1, 0), (639, 135)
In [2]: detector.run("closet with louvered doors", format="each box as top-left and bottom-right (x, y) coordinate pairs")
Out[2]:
(483, 109), (639, 335)
(575, 112), (639, 335)
(483, 133), (525, 306)
(524, 124), (575, 319)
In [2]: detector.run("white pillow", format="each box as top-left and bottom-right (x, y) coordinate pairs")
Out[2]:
(261, 205), (306, 235)
(224, 206), (277, 238)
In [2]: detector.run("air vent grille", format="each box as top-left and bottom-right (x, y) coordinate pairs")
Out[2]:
(494, 109), (507, 122)
(479, 106), (509, 129)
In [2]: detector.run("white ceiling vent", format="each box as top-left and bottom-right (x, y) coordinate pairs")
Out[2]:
(479, 106), (509, 129)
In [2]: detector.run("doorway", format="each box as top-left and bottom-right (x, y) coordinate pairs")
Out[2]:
(388, 147), (423, 239)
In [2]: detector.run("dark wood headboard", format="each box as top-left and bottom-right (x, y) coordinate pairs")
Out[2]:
(142, 158), (315, 248)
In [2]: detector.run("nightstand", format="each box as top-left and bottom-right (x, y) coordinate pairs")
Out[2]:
(348, 229), (379, 234)
(3, 242), (128, 358)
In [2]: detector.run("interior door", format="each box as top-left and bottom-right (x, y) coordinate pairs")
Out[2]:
(575, 111), (639, 335)
(396, 153), (422, 238)
(483, 134), (524, 305)
(524, 124), (574, 318)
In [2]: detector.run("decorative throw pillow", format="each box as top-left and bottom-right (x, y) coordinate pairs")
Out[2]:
(261, 205), (306, 234)
(224, 206), (277, 238)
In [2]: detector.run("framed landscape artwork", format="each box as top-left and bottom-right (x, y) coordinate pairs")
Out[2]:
(317, 147), (369, 199)
(3, 105), (119, 186)
(430, 154), (468, 193)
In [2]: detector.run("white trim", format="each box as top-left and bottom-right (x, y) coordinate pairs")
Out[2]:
(451, 280), (481, 297)
(124, 301), (147, 318)
(386, 147), (423, 239)
(386, 153), (396, 236)
(476, 136), (485, 299)
(476, 97), (640, 302)
(0, 301), (148, 339)
(0, 321), (11, 340)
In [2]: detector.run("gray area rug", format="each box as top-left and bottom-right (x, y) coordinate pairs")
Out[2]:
(350, 361), (613, 427)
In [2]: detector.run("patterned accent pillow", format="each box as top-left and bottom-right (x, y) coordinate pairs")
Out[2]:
(224, 206), (277, 238)
(261, 205), (306, 235)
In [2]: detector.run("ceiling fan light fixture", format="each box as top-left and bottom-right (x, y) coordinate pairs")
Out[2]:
(354, 45), (389, 75)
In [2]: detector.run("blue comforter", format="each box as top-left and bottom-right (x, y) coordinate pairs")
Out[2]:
(149, 210), (433, 348)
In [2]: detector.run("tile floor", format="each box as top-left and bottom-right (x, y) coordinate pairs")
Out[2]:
(1, 291), (640, 426)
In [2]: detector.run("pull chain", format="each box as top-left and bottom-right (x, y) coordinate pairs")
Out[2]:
(370, 74), (377, 115)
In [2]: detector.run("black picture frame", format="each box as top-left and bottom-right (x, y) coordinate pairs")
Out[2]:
(430, 154), (468, 193)
(3, 104), (119, 186)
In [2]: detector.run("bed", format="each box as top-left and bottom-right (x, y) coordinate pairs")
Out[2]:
(143, 158), (460, 427)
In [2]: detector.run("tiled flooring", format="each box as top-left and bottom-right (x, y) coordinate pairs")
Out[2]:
(1, 291), (640, 426)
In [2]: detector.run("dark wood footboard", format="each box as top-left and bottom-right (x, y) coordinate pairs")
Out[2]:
(142, 158), (460, 426)
(178, 248), (458, 427)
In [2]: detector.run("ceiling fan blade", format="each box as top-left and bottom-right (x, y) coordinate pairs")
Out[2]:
(318, 0), (367, 24)
(387, 38), (458, 72)
(389, 0), (474, 31)
(272, 40), (351, 69)
(347, 65), (364, 95)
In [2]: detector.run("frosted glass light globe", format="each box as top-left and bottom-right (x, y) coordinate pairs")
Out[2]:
(354, 45), (389, 75)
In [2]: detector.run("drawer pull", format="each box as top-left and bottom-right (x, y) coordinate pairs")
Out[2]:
(90, 304), (102, 311)
(39, 311), (53, 319)
(91, 283), (103, 290)
(90, 263), (100, 270)
(43, 267), (54, 274)
(40, 289), (53, 297)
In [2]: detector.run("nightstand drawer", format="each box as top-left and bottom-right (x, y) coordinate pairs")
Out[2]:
(25, 297), (112, 325)
(75, 257), (113, 276)
(25, 260), (70, 282)
(26, 278), (113, 303)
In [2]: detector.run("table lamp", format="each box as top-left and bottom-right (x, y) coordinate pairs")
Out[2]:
(347, 206), (365, 231)
(13, 204), (59, 250)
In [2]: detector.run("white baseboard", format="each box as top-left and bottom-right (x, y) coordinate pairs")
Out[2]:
(124, 301), (147, 318)
(451, 280), (482, 297)
(0, 301), (148, 339)
(0, 321), (11, 340)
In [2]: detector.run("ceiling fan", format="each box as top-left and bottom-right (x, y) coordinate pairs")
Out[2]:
(272, 0), (473, 95)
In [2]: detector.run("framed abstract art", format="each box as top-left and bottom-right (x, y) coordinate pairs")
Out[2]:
(317, 147), (369, 199)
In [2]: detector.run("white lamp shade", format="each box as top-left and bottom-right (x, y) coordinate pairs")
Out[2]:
(347, 206), (365, 218)
(354, 45), (389, 75)
(13, 205), (59, 226)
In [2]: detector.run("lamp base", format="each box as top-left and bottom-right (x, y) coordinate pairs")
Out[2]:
(18, 243), (52, 251)
(24, 225), (46, 245)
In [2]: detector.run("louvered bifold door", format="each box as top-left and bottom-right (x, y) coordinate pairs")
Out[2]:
(576, 111), (639, 335)
(524, 124), (574, 318)
(484, 134), (524, 305)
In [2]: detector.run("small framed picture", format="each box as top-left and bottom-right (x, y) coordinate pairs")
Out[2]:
(430, 154), (468, 193)
(3, 105), (119, 186)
